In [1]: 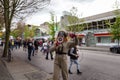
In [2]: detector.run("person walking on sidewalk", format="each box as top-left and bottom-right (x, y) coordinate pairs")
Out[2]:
(45, 40), (53, 60)
(68, 43), (82, 74)
(23, 39), (28, 52)
(27, 38), (34, 61)
(34, 39), (39, 55)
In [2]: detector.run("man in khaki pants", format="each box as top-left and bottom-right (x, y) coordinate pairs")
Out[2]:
(53, 43), (68, 80)
(50, 31), (77, 80)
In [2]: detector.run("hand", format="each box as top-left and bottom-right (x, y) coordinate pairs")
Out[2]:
(76, 55), (79, 58)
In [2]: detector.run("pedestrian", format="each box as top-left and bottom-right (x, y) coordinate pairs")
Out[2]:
(68, 43), (82, 74)
(45, 40), (53, 60)
(27, 38), (34, 61)
(42, 40), (48, 54)
(50, 31), (77, 80)
(23, 39), (27, 51)
(34, 39), (39, 55)
(9, 39), (14, 51)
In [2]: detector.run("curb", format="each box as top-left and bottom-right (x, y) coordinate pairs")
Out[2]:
(78, 46), (110, 52)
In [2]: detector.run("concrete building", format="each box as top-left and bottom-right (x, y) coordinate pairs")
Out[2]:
(34, 22), (50, 40)
(60, 10), (120, 46)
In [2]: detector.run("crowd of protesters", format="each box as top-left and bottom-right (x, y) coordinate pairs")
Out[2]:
(6, 37), (54, 61)
(1, 32), (82, 80)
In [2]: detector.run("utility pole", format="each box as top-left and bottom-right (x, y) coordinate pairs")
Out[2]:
(55, 16), (57, 31)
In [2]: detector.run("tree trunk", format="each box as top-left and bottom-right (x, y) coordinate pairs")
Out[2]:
(2, 26), (10, 57)
(2, 0), (10, 57)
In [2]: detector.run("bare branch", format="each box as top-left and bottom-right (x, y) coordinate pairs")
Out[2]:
(14, 0), (50, 19)
(0, 0), (51, 57)
(0, 0), (4, 6)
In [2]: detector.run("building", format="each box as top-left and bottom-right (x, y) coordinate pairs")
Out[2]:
(60, 10), (120, 46)
(34, 22), (50, 40)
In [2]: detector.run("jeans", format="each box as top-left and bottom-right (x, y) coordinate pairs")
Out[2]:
(69, 59), (80, 71)
(10, 45), (14, 51)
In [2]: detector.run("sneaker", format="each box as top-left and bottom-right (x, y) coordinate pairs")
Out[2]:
(77, 70), (82, 74)
(28, 58), (31, 61)
(46, 57), (49, 60)
(68, 70), (73, 74)
(51, 58), (54, 60)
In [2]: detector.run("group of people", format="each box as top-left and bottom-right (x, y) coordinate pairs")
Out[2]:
(22, 38), (54, 61)
(8, 37), (54, 61)
(8, 30), (82, 80)
(8, 38), (22, 51)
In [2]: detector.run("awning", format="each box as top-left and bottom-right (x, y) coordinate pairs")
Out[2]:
(94, 33), (112, 37)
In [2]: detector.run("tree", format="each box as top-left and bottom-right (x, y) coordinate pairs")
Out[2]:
(24, 25), (36, 39)
(107, 0), (120, 46)
(0, 13), (4, 31)
(11, 21), (25, 38)
(48, 23), (55, 39)
(48, 12), (56, 40)
(0, 0), (51, 57)
(66, 6), (85, 32)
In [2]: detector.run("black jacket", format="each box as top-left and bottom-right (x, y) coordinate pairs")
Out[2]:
(69, 47), (78, 60)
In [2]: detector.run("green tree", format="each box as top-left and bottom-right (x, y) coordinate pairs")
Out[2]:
(0, 0), (50, 57)
(24, 25), (36, 39)
(11, 21), (25, 38)
(66, 6), (85, 32)
(107, 0), (120, 46)
(48, 12), (56, 40)
(11, 29), (20, 38)
(48, 23), (55, 39)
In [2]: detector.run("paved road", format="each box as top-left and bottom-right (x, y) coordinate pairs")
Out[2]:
(9, 47), (120, 80)
(79, 50), (120, 80)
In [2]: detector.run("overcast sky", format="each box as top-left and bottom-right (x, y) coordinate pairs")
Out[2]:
(25, 0), (118, 26)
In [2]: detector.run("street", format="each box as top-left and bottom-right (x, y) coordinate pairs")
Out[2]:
(11, 47), (120, 80)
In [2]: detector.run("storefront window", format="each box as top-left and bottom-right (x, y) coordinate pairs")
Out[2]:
(111, 39), (115, 43)
(97, 37), (101, 43)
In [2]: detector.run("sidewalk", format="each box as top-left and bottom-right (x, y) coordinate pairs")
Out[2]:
(0, 47), (52, 80)
(0, 57), (14, 80)
(0, 47), (14, 80)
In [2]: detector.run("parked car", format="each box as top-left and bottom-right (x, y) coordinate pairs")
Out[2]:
(110, 45), (120, 53)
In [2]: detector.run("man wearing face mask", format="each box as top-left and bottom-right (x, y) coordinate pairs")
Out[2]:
(50, 31), (78, 80)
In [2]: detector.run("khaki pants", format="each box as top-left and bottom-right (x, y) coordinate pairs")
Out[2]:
(53, 54), (68, 80)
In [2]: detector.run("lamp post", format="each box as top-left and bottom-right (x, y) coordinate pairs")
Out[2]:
(54, 16), (58, 31)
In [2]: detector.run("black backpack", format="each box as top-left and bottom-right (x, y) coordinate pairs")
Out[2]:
(68, 47), (77, 56)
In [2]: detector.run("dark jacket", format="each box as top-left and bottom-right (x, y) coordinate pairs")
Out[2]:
(69, 47), (78, 60)
(27, 41), (33, 50)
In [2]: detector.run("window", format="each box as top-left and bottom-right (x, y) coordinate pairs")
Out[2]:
(110, 18), (116, 23)
(97, 37), (101, 43)
(111, 39), (115, 43)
